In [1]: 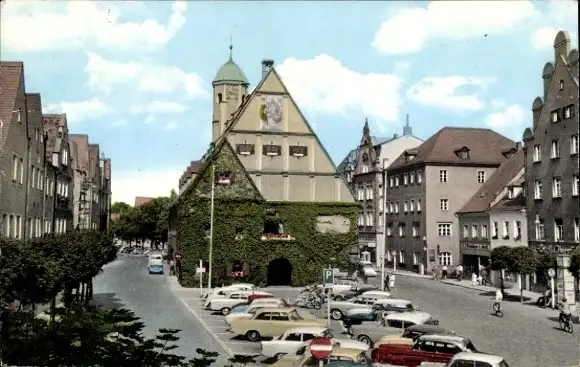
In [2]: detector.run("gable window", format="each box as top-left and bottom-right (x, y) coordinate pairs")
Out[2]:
(263, 144), (282, 156)
(560, 80), (564, 90)
(216, 171), (234, 185)
(289, 145), (308, 157)
(564, 105), (575, 119)
(416, 170), (423, 184)
(533, 145), (541, 162)
(508, 187), (514, 198)
(534, 180), (542, 200)
(551, 109), (560, 123)
(437, 223), (451, 236)
(535, 218), (545, 240)
(554, 218), (564, 242)
(439, 170), (447, 182)
(236, 143), (255, 156)
(573, 175), (579, 196)
(440, 198), (448, 211)
(571, 135), (579, 155)
(16, 108), (22, 123)
(552, 177), (562, 198)
(62, 149), (69, 165)
(502, 221), (510, 239)
(551, 140), (560, 159)
(361, 154), (369, 174)
(477, 171), (485, 183)
(12, 155), (18, 181)
(389, 176), (394, 187)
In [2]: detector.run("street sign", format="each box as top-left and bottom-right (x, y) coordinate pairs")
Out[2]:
(196, 267), (206, 274)
(322, 268), (334, 286)
(548, 268), (555, 278)
(309, 337), (333, 360)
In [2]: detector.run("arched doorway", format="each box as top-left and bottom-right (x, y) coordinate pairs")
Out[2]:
(267, 258), (293, 286)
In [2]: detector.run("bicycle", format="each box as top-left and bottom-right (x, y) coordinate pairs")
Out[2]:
(492, 302), (503, 317)
(559, 314), (574, 333)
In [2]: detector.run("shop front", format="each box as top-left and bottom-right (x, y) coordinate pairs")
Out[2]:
(358, 234), (377, 264)
(460, 242), (490, 277)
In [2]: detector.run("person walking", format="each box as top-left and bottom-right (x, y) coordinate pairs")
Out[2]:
(169, 259), (175, 276)
(456, 264), (464, 281)
(442, 265), (448, 279)
(471, 272), (478, 287)
(385, 273), (391, 291)
(388, 273), (396, 292)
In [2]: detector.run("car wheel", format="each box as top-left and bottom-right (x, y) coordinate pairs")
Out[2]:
(246, 330), (261, 342)
(357, 335), (373, 347)
(221, 307), (231, 316)
(334, 296), (343, 301)
(331, 309), (343, 320)
(274, 353), (286, 361)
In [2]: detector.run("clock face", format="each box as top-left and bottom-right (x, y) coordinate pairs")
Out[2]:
(226, 86), (239, 100)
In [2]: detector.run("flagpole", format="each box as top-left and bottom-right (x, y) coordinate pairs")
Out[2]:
(208, 165), (215, 291)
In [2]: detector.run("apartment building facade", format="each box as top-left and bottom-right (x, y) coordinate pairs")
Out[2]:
(337, 117), (423, 265)
(385, 127), (517, 273)
(89, 144), (102, 230)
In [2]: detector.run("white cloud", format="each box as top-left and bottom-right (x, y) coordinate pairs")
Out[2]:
(163, 120), (179, 131)
(485, 105), (526, 128)
(42, 98), (111, 122)
(0, 1), (188, 53)
(85, 52), (208, 98)
(130, 101), (188, 115)
(407, 76), (495, 111)
(372, 1), (539, 54)
(276, 54), (402, 123)
(112, 167), (181, 203)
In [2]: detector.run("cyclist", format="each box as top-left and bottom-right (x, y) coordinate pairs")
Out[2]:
(559, 298), (572, 324)
(493, 288), (503, 313)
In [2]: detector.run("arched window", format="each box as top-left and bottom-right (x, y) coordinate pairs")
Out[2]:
(559, 80), (564, 90)
(362, 153), (369, 173)
(217, 93), (223, 103)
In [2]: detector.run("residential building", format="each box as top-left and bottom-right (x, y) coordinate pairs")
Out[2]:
(99, 158), (111, 231)
(385, 127), (517, 273)
(68, 134), (91, 230)
(88, 144), (101, 230)
(0, 62), (29, 239)
(43, 114), (74, 234)
(337, 116), (423, 265)
(522, 30), (579, 304)
(170, 51), (357, 287)
(456, 149), (526, 279)
(178, 161), (202, 194)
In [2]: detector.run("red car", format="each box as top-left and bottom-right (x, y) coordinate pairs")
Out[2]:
(371, 334), (478, 367)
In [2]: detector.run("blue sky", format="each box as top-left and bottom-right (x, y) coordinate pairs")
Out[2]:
(1, 0), (577, 203)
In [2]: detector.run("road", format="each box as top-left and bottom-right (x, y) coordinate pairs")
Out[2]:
(92, 254), (230, 365)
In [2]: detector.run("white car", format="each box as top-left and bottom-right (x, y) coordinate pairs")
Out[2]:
(206, 290), (273, 315)
(329, 293), (390, 320)
(202, 283), (257, 302)
(358, 260), (378, 277)
(225, 302), (284, 325)
(260, 326), (368, 361)
(325, 280), (357, 295)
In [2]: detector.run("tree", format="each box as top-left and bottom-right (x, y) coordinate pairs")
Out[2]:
(507, 246), (537, 303)
(568, 247), (580, 279)
(535, 251), (557, 307)
(111, 201), (131, 214)
(490, 246), (512, 295)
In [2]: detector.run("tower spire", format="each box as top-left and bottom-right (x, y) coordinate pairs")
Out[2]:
(403, 114), (412, 135)
(229, 36), (233, 60)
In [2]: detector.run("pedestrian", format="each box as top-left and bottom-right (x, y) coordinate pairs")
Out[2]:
(388, 274), (396, 291)
(442, 265), (448, 279)
(456, 264), (463, 281)
(471, 272), (477, 287)
(169, 259), (175, 276)
(385, 273), (391, 291)
(477, 273), (483, 286)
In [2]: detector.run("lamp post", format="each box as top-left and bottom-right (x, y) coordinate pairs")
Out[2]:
(422, 236), (428, 276)
(380, 254), (385, 290)
(208, 165), (216, 291)
(392, 250), (397, 273)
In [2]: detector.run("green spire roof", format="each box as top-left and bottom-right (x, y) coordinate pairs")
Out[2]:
(213, 44), (248, 86)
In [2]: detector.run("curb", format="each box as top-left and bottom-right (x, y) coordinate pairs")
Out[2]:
(440, 280), (492, 293)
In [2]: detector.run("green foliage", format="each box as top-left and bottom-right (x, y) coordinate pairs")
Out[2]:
(490, 246), (512, 271)
(535, 251), (557, 278)
(507, 246), (537, 275)
(111, 201), (131, 214)
(568, 247), (580, 279)
(111, 195), (173, 245)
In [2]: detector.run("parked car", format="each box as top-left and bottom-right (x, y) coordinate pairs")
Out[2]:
(225, 301), (285, 325)
(329, 293), (390, 320)
(272, 346), (373, 367)
(343, 299), (420, 325)
(371, 334), (479, 367)
(202, 283), (257, 303)
(229, 307), (325, 342)
(333, 285), (378, 301)
(357, 261), (377, 278)
(260, 326), (368, 361)
(373, 299), (418, 315)
(206, 290), (273, 315)
(375, 324), (456, 347)
(434, 352), (511, 367)
(325, 280), (358, 295)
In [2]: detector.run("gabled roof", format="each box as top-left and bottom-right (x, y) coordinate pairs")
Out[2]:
(68, 134), (90, 172)
(389, 127), (516, 170)
(25, 93), (42, 132)
(42, 113), (67, 156)
(457, 149), (524, 214)
(0, 62), (24, 154)
(104, 159), (111, 180)
(88, 144), (100, 179)
(135, 196), (154, 207)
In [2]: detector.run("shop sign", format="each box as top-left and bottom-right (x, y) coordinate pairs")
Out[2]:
(461, 243), (490, 251)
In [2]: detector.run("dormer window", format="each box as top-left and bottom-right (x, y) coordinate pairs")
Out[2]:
(236, 143), (255, 156)
(508, 187), (514, 199)
(502, 148), (517, 159)
(289, 145), (308, 158)
(560, 80), (564, 90)
(263, 144), (281, 156)
(455, 146), (470, 159)
(216, 171), (233, 185)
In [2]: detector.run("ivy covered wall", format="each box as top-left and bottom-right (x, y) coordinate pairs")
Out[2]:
(176, 141), (359, 287)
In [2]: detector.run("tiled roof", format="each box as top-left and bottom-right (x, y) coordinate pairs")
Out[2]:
(88, 144), (99, 179)
(457, 149), (524, 214)
(68, 134), (90, 172)
(0, 62), (24, 154)
(134, 196), (154, 207)
(42, 113), (66, 156)
(179, 160), (202, 186)
(25, 93), (42, 133)
(490, 193), (526, 212)
(389, 127), (516, 170)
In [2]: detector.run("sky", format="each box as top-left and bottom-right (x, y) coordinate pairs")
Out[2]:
(1, 0), (578, 204)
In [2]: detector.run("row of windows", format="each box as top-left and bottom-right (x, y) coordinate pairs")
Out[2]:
(533, 175), (579, 199)
(386, 199), (423, 214)
(389, 169), (487, 186)
(386, 222), (421, 238)
(235, 143), (308, 158)
(385, 250), (453, 266)
(462, 221), (523, 240)
(356, 183), (374, 201)
(532, 135), (579, 161)
(2, 214), (68, 239)
(535, 218), (580, 242)
(550, 104), (576, 123)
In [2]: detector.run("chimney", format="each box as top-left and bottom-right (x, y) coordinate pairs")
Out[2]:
(393, 133), (398, 139)
(261, 59), (274, 81)
(403, 114), (412, 136)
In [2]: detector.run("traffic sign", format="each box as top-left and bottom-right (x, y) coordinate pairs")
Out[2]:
(323, 268), (334, 286)
(196, 267), (206, 274)
(548, 268), (556, 278)
(309, 337), (333, 360)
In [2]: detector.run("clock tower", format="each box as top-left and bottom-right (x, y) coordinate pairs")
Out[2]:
(212, 44), (249, 142)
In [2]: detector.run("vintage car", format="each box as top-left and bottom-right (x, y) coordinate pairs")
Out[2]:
(225, 301), (285, 325)
(343, 299), (419, 325)
(333, 285), (378, 301)
(324, 280), (358, 295)
(272, 346), (373, 366)
(202, 283), (257, 301)
(260, 326), (368, 360)
(329, 293), (390, 320)
(371, 334), (479, 367)
(205, 290), (273, 315)
(376, 324), (456, 347)
(229, 307), (326, 341)
(434, 352), (511, 367)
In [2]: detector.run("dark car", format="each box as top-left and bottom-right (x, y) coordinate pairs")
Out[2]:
(334, 285), (378, 301)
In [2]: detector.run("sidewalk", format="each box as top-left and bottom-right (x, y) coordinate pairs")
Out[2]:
(440, 278), (542, 298)
(373, 266), (432, 279)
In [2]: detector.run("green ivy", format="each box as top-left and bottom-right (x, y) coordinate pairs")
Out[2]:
(175, 140), (359, 287)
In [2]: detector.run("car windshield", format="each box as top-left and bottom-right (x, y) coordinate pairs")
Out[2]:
(289, 310), (302, 320)
(231, 306), (249, 313)
(465, 341), (478, 352)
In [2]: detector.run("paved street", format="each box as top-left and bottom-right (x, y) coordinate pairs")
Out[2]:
(92, 254), (231, 365)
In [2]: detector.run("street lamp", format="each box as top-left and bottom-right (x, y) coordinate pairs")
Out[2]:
(392, 250), (397, 272)
(422, 236), (428, 276)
